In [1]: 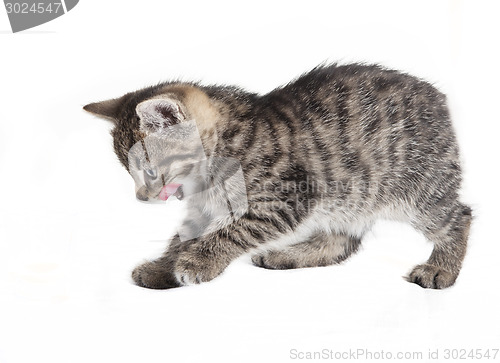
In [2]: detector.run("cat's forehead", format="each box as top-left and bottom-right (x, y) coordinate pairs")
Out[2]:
(128, 132), (205, 163)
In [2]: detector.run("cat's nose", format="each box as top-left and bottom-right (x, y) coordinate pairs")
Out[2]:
(136, 186), (150, 201)
(136, 193), (149, 201)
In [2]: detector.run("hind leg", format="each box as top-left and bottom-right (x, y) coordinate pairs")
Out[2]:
(251, 231), (361, 270)
(408, 202), (472, 289)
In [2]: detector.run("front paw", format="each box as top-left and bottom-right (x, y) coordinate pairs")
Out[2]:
(132, 259), (180, 289)
(407, 264), (457, 289)
(174, 253), (226, 285)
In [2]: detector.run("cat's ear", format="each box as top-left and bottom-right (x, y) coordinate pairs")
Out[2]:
(136, 98), (185, 134)
(83, 96), (124, 123)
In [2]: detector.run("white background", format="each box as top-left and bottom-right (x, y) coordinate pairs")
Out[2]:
(1, 1), (499, 362)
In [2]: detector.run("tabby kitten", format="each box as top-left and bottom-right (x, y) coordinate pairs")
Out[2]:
(84, 63), (471, 289)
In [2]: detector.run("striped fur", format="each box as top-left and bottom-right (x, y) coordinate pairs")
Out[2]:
(84, 63), (471, 289)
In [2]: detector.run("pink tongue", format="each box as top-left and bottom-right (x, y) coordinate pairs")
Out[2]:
(159, 183), (182, 201)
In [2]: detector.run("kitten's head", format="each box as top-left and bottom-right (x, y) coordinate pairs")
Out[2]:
(83, 84), (219, 202)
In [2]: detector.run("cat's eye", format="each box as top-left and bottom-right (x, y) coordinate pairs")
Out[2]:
(144, 167), (158, 180)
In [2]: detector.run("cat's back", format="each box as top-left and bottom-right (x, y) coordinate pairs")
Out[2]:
(260, 63), (456, 165)
(265, 63), (447, 118)
(247, 63), (461, 211)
